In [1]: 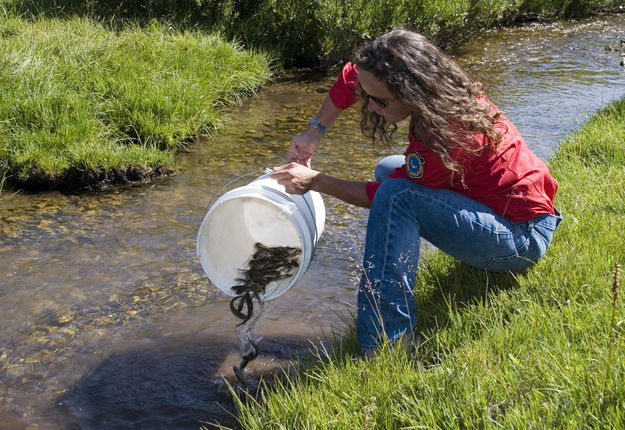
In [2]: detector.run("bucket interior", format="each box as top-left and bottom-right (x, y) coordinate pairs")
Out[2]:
(198, 196), (302, 299)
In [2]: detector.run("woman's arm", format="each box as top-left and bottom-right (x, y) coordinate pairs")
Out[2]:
(312, 173), (371, 208)
(271, 162), (371, 208)
(287, 95), (344, 167)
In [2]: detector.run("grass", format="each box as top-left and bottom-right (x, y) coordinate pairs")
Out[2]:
(231, 98), (625, 428)
(3, 1), (624, 67)
(0, 11), (271, 190)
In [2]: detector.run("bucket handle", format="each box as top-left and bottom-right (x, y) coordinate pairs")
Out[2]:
(204, 168), (266, 212)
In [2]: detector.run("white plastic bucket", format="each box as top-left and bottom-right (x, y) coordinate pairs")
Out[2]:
(197, 173), (325, 301)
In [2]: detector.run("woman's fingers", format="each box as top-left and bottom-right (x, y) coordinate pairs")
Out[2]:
(270, 163), (318, 194)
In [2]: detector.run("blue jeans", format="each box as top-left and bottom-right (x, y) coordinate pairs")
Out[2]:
(357, 155), (563, 351)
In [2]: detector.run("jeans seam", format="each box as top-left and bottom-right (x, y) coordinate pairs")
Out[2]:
(378, 191), (418, 338)
(381, 188), (424, 282)
(380, 192), (399, 284)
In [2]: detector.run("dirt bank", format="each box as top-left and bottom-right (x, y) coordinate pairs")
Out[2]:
(8, 164), (176, 193)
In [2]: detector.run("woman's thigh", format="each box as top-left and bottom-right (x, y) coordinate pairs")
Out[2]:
(374, 179), (549, 272)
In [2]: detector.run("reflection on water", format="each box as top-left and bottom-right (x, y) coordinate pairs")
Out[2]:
(1, 14), (624, 429)
(455, 17), (625, 158)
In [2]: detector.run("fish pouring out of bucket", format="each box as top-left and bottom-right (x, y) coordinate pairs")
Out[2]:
(229, 242), (301, 382)
(197, 170), (325, 384)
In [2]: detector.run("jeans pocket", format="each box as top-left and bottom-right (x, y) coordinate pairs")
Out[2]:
(484, 225), (539, 272)
(485, 212), (561, 272)
(532, 212), (562, 251)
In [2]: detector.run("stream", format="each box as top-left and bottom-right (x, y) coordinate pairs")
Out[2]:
(1, 14), (624, 430)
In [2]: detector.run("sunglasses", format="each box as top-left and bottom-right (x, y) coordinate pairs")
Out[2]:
(358, 82), (396, 109)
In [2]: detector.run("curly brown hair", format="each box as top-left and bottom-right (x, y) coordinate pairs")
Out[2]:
(355, 29), (504, 183)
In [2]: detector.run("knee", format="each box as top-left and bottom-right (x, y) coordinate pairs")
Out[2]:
(374, 155), (405, 182)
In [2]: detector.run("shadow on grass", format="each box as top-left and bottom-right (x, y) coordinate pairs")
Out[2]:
(414, 256), (522, 339)
(307, 254), (525, 367)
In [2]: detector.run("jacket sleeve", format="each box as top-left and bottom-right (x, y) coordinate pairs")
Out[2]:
(328, 62), (360, 109)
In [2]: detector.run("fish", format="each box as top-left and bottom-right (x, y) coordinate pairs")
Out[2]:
(228, 242), (301, 383)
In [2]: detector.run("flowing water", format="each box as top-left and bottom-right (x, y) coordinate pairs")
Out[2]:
(1, 14), (624, 429)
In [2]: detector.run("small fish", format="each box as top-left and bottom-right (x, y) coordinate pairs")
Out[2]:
(233, 340), (259, 385)
(229, 293), (254, 325)
(228, 242), (302, 384)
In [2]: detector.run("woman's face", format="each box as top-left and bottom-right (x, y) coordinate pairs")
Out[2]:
(358, 69), (411, 123)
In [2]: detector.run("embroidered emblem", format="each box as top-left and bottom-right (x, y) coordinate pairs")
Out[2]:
(405, 151), (425, 179)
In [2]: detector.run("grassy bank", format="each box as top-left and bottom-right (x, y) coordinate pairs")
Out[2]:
(0, 12), (271, 191)
(4, 0), (623, 66)
(1, 2), (622, 192)
(232, 99), (625, 428)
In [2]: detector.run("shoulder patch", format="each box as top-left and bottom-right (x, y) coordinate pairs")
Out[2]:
(405, 151), (425, 179)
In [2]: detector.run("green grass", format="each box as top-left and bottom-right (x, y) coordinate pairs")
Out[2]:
(0, 12), (271, 189)
(3, 0), (622, 66)
(231, 99), (625, 428)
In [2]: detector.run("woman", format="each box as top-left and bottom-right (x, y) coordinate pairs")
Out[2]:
(270, 29), (562, 355)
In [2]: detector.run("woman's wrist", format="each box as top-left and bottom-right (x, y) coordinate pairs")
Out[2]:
(304, 124), (325, 140)
(308, 117), (328, 134)
(310, 171), (326, 193)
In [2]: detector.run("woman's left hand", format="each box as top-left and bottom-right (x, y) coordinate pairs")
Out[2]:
(270, 162), (320, 195)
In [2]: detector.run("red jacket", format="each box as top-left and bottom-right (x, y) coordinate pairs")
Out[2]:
(329, 62), (557, 222)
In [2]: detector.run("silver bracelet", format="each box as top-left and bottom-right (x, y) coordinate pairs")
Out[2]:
(308, 117), (328, 134)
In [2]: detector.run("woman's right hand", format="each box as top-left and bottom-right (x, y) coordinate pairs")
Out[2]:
(286, 127), (323, 168)
(287, 94), (343, 166)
